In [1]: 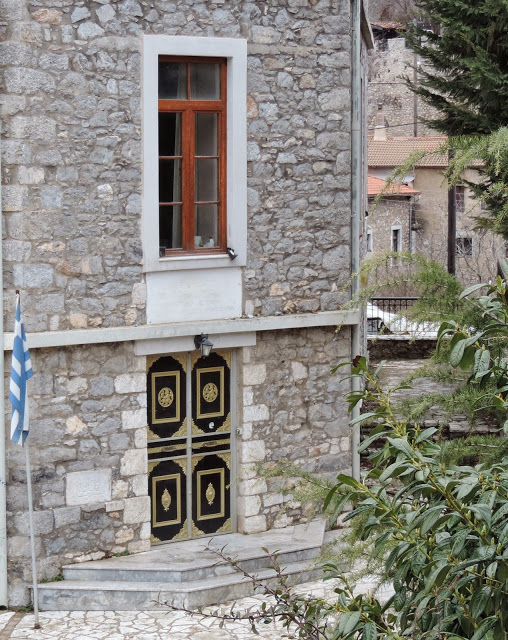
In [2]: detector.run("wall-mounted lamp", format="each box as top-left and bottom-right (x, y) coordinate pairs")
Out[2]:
(194, 334), (213, 358)
(226, 247), (238, 260)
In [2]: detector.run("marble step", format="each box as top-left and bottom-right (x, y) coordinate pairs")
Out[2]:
(37, 521), (330, 611)
(38, 559), (323, 611)
(62, 544), (320, 583)
(61, 520), (326, 584)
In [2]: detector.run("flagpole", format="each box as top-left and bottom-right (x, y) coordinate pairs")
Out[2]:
(0, 126), (7, 609)
(9, 291), (39, 628)
(24, 443), (39, 628)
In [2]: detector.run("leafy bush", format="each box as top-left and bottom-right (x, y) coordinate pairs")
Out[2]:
(322, 353), (508, 640)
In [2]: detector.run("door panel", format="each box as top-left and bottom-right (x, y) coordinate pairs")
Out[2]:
(191, 351), (231, 434)
(148, 351), (233, 543)
(149, 457), (187, 542)
(147, 353), (187, 440)
(191, 452), (231, 537)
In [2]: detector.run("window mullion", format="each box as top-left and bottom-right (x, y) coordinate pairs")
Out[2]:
(182, 108), (194, 251)
(218, 107), (227, 249)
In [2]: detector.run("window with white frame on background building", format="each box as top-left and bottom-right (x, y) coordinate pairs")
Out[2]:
(391, 226), (402, 253)
(455, 185), (465, 215)
(366, 228), (373, 252)
(158, 57), (227, 256)
(456, 237), (472, 256)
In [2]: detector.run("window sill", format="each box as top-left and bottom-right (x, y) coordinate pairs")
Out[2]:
(143, 252), (244, 273)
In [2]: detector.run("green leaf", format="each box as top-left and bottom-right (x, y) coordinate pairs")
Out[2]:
(410, 551), (427, 574)
(486, 561), (498, 578)
(459, 345), (476, 370)
(362, 622), (377, 640)
(330, 361), (352, 374)
(460, 283), (488, 298)
(386, 437), (415, 459)
(450, 338), (467, 367)
(336, 474), (361, 489)
(470, 586), (491, 618)
(358, 431), (389, 453)
(452, 529), (469, 555)
(338, 611), (361, 635)
(420, 506), (444, 535)
(493, 620), (507, 640)
(475, 349), (491, 376)
(415, 427), (438, 443)
(469, 503), (492, 526)
(350, 412), (379, 426)
(434, 563), (452, 587)
(471, 617), (497, 640)
(379, 460), (407, 483)
(497, 562), (508, 581)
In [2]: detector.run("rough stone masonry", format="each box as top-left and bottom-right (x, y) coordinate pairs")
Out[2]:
(1, 0), (362, 605)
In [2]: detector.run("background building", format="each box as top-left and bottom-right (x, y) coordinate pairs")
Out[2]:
(368, 135), (504, 287)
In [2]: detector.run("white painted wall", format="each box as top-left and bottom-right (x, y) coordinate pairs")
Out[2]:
(146, 268), (243, 324)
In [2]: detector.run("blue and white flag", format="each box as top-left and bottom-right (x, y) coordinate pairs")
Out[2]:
(10, 294), (33, 446)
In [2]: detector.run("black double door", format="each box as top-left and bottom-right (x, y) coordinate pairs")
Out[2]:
(147, 351), (233, 543)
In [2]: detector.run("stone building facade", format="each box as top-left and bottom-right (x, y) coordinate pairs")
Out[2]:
(368, 35), (440, 138)
(1, 0), (371, 605)
(366, 175), (418, 255)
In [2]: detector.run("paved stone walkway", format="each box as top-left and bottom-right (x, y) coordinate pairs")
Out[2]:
(0, 575), (391, 639)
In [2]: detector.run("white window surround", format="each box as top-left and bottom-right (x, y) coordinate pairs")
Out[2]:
(142, 35), (248, 272)
(366, 228), (373, 252)
(391, 225), (402, 253)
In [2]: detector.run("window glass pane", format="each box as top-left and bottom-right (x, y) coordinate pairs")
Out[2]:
(190, 63), (220, 100)
(159, 159), (182, 203)
(195, 204), (218, 247)
(159, 113), (182, 156)
(159, 205), (182, 250)
(195, 159), (218, 202)
(195, 113), (218, 156)
(159, 61), (187, 99)
(455, 186), (465, 214)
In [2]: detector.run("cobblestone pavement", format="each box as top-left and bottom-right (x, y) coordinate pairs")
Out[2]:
(0, 576), (392, 640)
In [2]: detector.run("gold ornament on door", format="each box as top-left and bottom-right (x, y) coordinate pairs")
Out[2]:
(161, 488), (172, 512)
(202, 382), (218, 403)
(158, 387), (174, 408)
(206, 482), (216, 505)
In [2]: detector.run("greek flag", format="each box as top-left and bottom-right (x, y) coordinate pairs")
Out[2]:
(10, 294), (33, 446)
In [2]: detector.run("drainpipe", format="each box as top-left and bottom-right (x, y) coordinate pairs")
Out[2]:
(351, 0), (362, 481)
(0, 132), (7, 607)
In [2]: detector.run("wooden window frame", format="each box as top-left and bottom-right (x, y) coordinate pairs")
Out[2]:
(158, 56), (227, 256)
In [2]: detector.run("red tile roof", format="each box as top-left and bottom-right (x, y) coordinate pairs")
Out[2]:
(368, 136), (449, 168)
(368, 175), (420, 197)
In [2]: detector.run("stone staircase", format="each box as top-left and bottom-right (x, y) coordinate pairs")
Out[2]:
(38, 520), (329, 611)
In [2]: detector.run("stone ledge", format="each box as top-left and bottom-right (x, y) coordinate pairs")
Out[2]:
(4, 310), (360, 351)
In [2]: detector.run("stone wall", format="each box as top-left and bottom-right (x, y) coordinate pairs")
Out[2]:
(367, 196), (411, 254)
(2, 0), (354, 328)
(368, 337), (437, 360)
(368, 38), (440, 137)
(237, 327), (352, 534)
(6, 342), (149, 605)
(6, 326), (354, 604)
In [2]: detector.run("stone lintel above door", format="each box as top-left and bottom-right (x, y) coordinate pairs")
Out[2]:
(134, 331), (256, 356)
